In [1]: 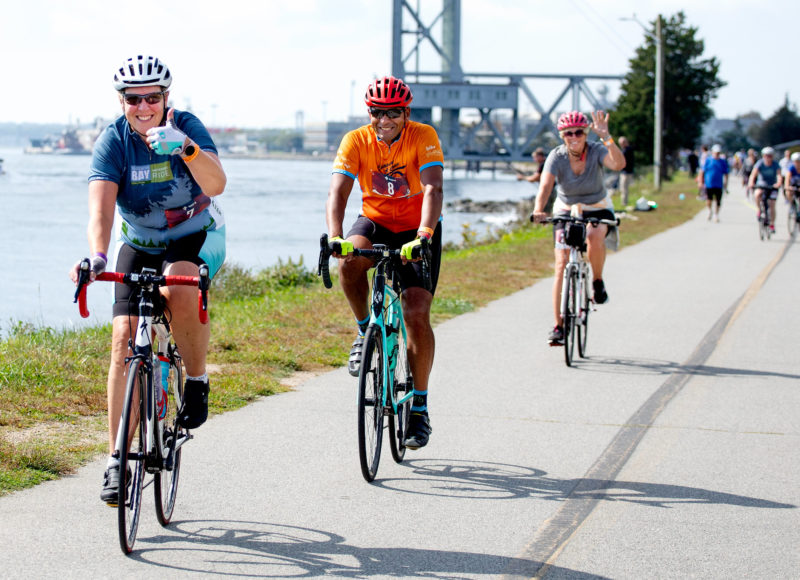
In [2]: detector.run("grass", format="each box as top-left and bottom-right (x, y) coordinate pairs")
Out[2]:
(0, 172), (703, 495)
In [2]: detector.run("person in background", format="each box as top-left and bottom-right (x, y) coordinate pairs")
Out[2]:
(516, 147), (554, 212)
(687, 149), (699, 178)
(617, 136), (635, 206)
(749, 146), (782, 233)
(69, 55), (226, 505)
(742, 148), (757, 194)
(697, 144), (728, 222)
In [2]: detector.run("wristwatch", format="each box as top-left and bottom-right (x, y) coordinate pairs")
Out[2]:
(181, 143), (199, 163)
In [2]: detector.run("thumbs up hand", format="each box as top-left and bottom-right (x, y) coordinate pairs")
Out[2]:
(146, 108), (188, 155)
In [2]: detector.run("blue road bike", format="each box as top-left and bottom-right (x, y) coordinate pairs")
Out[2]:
(318, 233), (431, 482)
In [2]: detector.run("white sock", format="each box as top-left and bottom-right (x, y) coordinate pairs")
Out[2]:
(187, 373), (208, 383)
(107, 456), (119, 469)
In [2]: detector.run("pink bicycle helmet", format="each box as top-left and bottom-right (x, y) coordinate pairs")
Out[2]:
(364, 76), (413, 108)
(557, 111), (590, 131)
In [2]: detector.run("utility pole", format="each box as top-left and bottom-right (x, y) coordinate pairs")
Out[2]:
(654, 14), (663, 191)
(622, 13), (663, 191)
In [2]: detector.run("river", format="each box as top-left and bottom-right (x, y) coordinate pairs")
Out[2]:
(0, 147), (534, 333)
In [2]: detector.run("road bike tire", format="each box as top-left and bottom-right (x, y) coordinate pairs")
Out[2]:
(358, 325), (385, 482)
(155, 354), (184, 526)
(788, 204), (798, 236)
(118, 358), (147, 555)
(388, 325), (411, 464)
(564, 269), (577, 367)
(577, 268), (590, 358)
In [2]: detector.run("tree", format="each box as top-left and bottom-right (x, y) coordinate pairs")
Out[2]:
(612, 12), (726, 179)
(718, 119), (752, 153)
(754, 97), (800, 147)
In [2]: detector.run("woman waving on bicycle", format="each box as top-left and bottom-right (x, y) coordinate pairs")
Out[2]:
(531, 111), (625, 346)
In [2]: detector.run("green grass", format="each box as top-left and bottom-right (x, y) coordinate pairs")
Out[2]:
(0, 173), (703, 495)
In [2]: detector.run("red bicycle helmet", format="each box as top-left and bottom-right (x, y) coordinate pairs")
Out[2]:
(364, 76), (413, 108)
(557, 111), (590, 131)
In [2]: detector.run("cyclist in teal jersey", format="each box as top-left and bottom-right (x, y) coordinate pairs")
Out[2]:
(69, 55), (226, 504)
(749, 146), (782, 233)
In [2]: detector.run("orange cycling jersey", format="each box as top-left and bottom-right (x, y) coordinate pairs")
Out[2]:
(332, 120), (444, 233)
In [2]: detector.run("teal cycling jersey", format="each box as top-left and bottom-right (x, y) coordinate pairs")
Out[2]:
(89, 110), (225, 253)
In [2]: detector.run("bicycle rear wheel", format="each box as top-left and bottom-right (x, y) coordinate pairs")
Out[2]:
(577, 268), (590, 358)
(388, 326), (411, 463)
(118, 358), (147, 554)
(155, 353), (184, 526)
(564, 269), (577, 367)
(358, 325), (385, 482)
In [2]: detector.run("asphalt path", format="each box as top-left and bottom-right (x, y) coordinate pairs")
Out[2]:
(1, 180), (798, 578)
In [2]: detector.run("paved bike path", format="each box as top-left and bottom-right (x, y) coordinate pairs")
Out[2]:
(1, 181), (797, 578)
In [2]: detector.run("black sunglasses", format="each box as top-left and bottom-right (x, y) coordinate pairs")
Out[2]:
(561, 129), (586, 138)
(122, 92), (165, 106)
(369, 107), (404, 119)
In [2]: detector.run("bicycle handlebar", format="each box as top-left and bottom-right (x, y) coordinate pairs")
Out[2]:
(317, 233), (432, 292)
(73, 258), (210, 324)
(542, 215), (620, 227)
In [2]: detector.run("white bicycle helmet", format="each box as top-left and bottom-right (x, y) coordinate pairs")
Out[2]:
(112, 55), (172, 91)
(791, 152), (800, 162)
(761, 146), (775, 156)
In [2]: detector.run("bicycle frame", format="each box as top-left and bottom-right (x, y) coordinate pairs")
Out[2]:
(113, 278), (189, 471)
(560, 243), (592, 324)
(367, 253), (414, 416)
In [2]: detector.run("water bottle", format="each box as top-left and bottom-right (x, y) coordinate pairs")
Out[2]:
(155, 354), (170, 419)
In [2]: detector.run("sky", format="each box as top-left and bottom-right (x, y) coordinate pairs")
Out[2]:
(2, 0), (797, 130)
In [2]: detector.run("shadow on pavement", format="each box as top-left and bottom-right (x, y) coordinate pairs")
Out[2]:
(571, 355), (800, 380)
(373, 459), (796, 510)
(129, 518), (609, 578)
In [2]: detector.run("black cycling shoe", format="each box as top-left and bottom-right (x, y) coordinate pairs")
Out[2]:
(548, 325), (565, 346)
(405, 412), (432, 450)
(100, 463), (131, 506)
(177, 379), (209, 429)
(593, 279), (609, 304)
(348, 335), (364, 377)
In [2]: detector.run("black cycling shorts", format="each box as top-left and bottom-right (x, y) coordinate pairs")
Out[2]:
(346, 216), (442, 295)
(112, 231), (208, 317)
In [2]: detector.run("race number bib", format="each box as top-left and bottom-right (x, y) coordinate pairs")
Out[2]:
(371, 171), (410, 198)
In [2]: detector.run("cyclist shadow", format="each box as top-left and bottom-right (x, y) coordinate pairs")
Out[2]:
(374, 458), (795, 510)
(130, 517), (605, 578)
(570, 355), (800, 381)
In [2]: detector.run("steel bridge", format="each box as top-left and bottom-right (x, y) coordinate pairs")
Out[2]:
(392, 0), (624, 162)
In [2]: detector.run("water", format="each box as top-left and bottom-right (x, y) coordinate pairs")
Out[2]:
(0, 147), (532, 333)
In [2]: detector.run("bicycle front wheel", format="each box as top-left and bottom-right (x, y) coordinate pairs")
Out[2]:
(788, 204), (798, 236)
(358, 325), (385, 482)
(118, 358), (147, 554)
(564, 269), (577, 367)
(577, 269), (590, 358)
(388, 326), (411, 464)
(155, 354), (184, 526)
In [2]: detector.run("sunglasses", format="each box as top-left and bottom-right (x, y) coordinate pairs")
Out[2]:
(122, 92), (165, 106)
(369, 107), (404, 119)
(561, 129), (586, 138)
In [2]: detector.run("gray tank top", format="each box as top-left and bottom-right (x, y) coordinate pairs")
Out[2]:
(543, 142), (609, 206)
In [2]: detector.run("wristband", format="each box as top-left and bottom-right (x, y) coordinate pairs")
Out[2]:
(182, 144), (200, 163)
(417, 226), (434, 239)
(92, 251), (107, 262)
(602, 137), (614, 147)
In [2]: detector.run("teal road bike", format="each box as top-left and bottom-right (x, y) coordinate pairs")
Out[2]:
(318, 233), (431, 482)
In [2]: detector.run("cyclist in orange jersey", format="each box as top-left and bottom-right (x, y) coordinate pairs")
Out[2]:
(326, 76), (444, 449)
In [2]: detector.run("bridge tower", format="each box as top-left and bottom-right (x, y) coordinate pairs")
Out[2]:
(391, 0), (622, 162)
